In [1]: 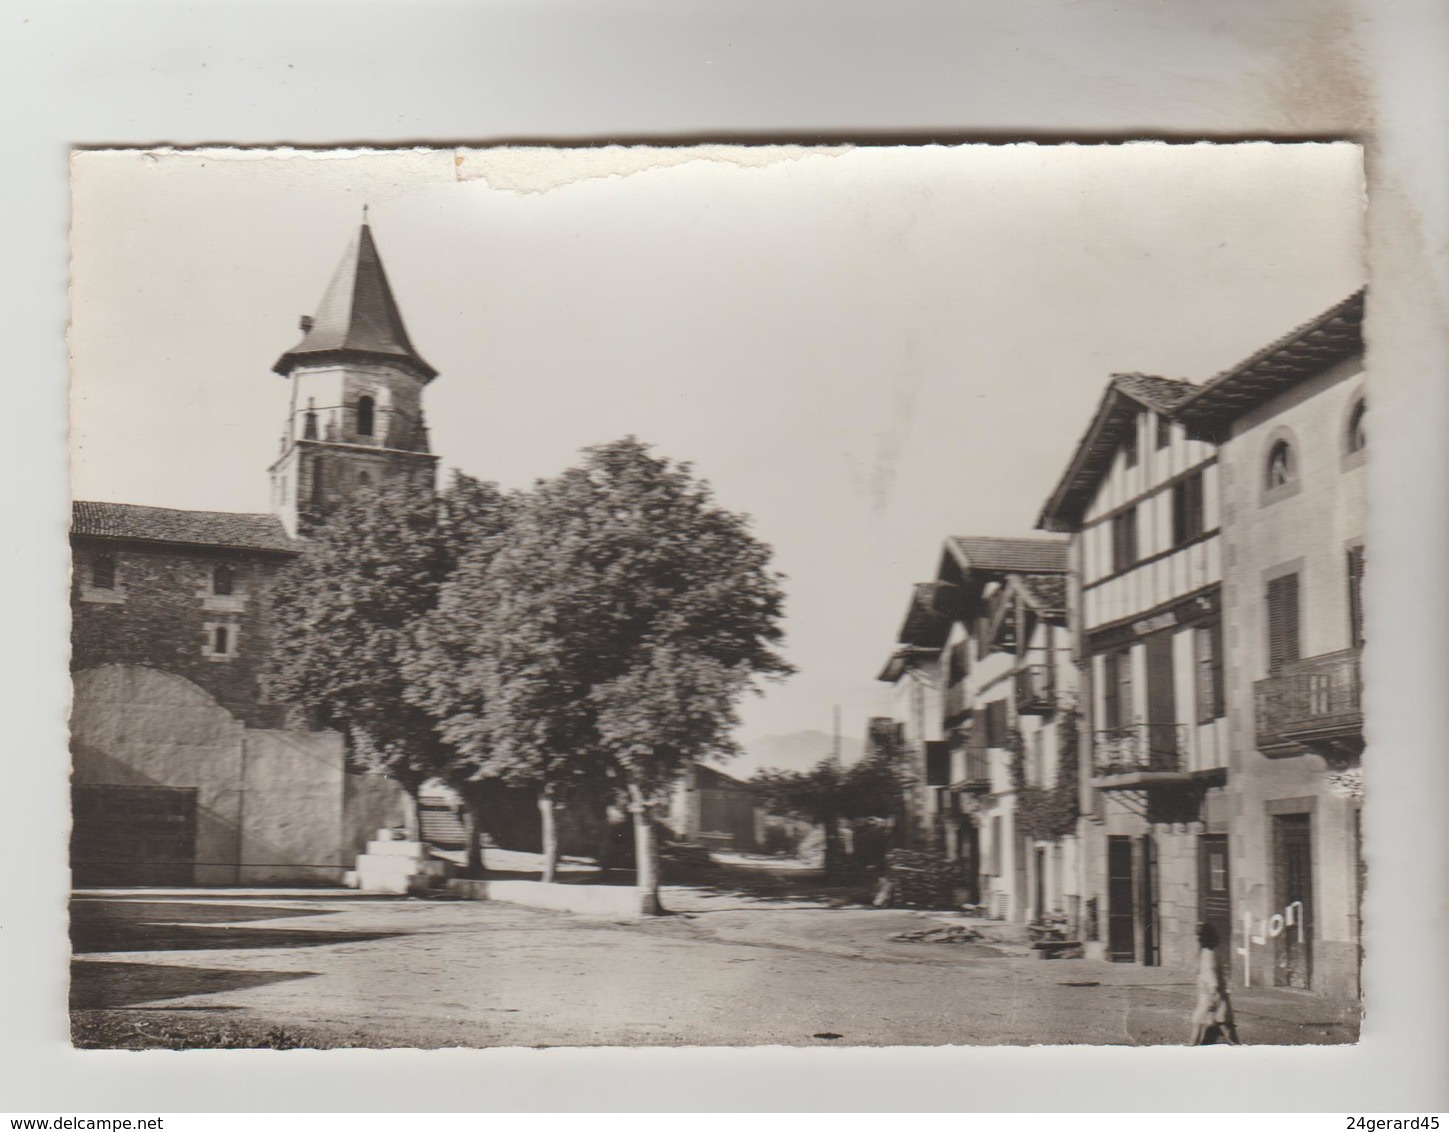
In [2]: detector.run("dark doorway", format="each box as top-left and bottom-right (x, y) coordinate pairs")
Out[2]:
(1198, 834), (1232, 959)
(957, 819), (980, 905)
(71, 785), (198, 886)
(1107, 835), (1135, 961)
(1138, 834), (1160, 966)
(1274, 812), (1314, 989)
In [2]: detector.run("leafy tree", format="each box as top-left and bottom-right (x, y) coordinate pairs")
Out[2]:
(418, 437), (792, 912)
(752, 732), (909, 878)
(263, 472), (511, 859)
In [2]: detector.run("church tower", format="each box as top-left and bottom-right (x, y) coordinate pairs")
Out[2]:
(269, 213), (439, 537)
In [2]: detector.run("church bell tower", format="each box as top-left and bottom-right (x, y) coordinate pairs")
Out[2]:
(269, 211), (439, 537)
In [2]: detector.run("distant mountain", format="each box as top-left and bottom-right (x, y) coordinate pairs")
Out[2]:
(720, 730), (868, 781)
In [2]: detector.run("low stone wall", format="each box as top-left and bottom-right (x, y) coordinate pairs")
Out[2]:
(444, 878), (643, 917)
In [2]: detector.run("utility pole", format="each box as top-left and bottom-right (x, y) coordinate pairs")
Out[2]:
(832, 704), (842, 767)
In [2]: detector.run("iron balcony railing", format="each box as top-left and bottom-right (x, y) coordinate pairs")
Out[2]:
(1255, 648), (1362, 750)
(1014, 664), (1055, 715)
(1092, 723), (1187, 777)
(963, 747), (991, 788)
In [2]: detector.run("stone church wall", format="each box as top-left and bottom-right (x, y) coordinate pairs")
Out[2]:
(71, 539), (290, 728)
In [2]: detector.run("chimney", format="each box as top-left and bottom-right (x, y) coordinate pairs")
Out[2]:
(299, 315), (314, 333)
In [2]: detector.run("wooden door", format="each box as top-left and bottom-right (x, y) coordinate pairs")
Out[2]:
(71, 785), (197, 886)
(1198, 834), (1232, 955)
(1138, 834), (1160, 966)
(1107, 836), (1136, 962)
(1274, 813), (1314, 988)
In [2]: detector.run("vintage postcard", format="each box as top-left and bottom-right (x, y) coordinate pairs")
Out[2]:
(67, 142), (1366, 1049)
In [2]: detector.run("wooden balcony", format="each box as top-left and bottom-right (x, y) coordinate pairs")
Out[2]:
(1255, 648), (1363, 759)
(1090, 723), (1189, 789)
(1014, 664), (1055, 715)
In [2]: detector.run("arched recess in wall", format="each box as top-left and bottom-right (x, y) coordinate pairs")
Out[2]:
(1260, 424), (1303, 506)
(357, 395), (375, 437)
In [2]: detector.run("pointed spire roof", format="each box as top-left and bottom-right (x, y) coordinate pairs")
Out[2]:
(273, 219), (437, 381)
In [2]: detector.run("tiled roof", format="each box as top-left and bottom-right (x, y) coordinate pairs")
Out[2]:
(946, 535), (1068, 575)
(897, 581), (951, 648)
(692, 762), (753, 793)
(72, 501), (298, 554)
(1175, 290), (1365, 440)
(1036, 373), (1198, 533)
(273, 222), (437, 381)
(1019, 573), (1067, 612)
(1111, 373), (1198, 414)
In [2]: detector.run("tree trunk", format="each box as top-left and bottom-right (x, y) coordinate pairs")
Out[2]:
(627, 782), (663, 915)
(538, 783), (559, 885)
(460, 783), (486, 878)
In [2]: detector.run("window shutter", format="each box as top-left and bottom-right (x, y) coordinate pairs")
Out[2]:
(1347, 546), (1365, 648)
(1210, 618), (1225, 718)
(1172, 481), (1187, 546)
(1103, 652), (1120, 729)
(1266, 573), (1301, 672)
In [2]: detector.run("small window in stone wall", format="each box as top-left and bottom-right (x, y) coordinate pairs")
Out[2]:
(358, 395), (375, 437)
(212, 563), (235, 596)
(203, 621), (238, 660)
(92, 554), (115, 589)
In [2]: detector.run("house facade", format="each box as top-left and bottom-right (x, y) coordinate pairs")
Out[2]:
(1039, 374), (1229, 970)
(1175, 291), (1366, 1002)
(876, 584), (950, 851)
(934, 536), (1069, 922)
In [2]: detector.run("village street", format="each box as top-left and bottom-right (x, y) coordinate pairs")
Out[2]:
(70, 861), (1359, 1050)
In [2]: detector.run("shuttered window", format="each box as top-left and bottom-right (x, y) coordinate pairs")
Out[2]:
(1123, 416), (1140, 468)
(984, 699), (1009, 748)
(1195, 622), (1225, 723)
(1347, 546), (1365, 647)
(925, 741), (950, 787)
(1171, 471), (1205, 547)
(1103, 648), (1133, 729)
(1156, 414), (1172, 450)
(1111, 507), (1138, 574)
(91, 554), (116, 590)
(1266, 573), (1301, 673)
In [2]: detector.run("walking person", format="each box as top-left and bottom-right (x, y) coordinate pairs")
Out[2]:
(1189, 922), (1241, 1045)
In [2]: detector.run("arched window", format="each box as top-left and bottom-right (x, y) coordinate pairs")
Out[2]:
(92, 554), (115, 590)
(1266, 439), (1296, 490)
(1347, 398), (1366, 454)
(358, 471), (373, 490)
(214, 625), (230, 655)
(212, 563), (235, 596)
(357, 395), (375, 437)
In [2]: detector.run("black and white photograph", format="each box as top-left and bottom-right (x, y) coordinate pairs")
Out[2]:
(65, 142), (1372, 1051)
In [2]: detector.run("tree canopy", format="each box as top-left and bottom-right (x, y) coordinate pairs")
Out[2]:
(263, 472), (511, 797)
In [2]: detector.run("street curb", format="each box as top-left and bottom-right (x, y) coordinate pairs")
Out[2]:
(443, 877), (644, 916)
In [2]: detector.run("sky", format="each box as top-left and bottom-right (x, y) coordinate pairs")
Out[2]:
(69, 143), (1365, 748)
